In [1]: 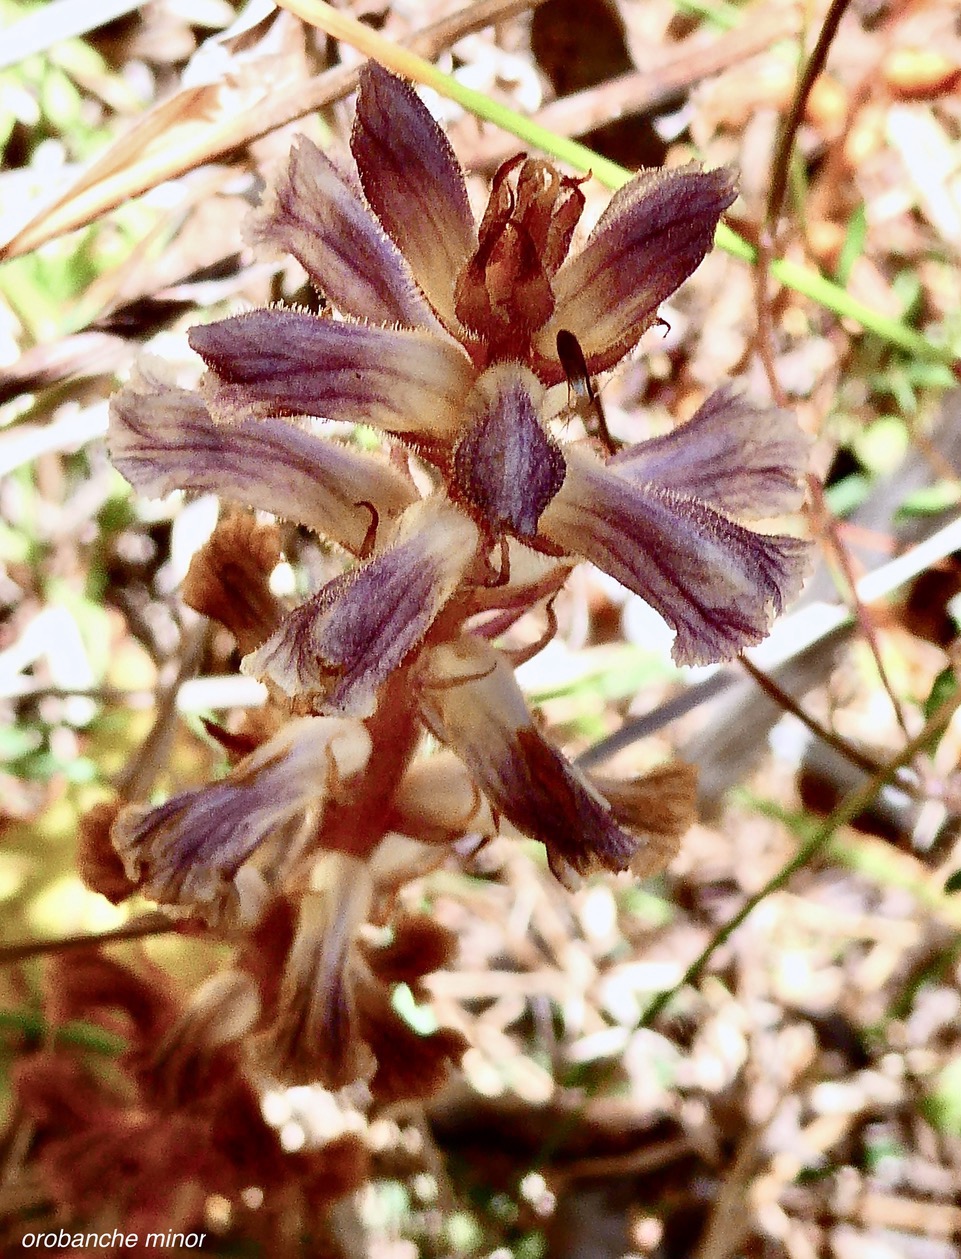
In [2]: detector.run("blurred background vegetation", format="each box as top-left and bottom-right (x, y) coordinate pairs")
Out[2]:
(2, 0), (961, 1254)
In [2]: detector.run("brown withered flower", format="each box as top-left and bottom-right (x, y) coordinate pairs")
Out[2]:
(14, 950), (368, 1247)
(104, 62), (811, 1090)
(244, 848), (468, 1092)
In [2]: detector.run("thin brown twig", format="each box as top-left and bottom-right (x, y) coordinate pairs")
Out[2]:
(753, 319), (913, 740)
(807, 473), (913, 740)
(752, 0), (912, 741)
(455, 3), (800, 169)
(752, 233), (786, 405)
(765, 0), (853, 232)
(754, 0), (854, 394)
(694, 1124), (764, 1259)
(551, 1135), (694, 1187)
(0, 913), (178, 967)
(113, 617), (212, 802)
(737, 654), (921, 797)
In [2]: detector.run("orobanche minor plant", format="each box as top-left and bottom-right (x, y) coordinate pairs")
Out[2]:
(99, 64), (810, 1091)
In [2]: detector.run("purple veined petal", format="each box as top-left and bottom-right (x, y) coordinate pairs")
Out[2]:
(109, 361), (417, 555)
(247, 136), (442, 332)
(539, 446), (810, 666)
(111, 717), (372, 926)
(243, 498), (480, 717)
(534, 165), (737, 383)
(351, 63), (477, 328)
(611, 386), (809, 519)
(189, 310), (474, 440)
(452, 364), (566, 537)
(259, 853), (375, 1087)
(418, 636), (640, 887)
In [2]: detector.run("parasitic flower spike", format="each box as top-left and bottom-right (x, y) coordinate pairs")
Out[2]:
(103, 62), (811, 1089)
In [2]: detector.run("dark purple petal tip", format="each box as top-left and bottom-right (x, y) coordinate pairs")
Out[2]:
(541, 449), (811, 666)
(352, 64), (476, 325)
(418, 639), (640, 888)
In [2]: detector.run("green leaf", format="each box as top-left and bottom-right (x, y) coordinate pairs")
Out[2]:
(835, 202), (867, 288)
(824, 472), (870, 518)
(924, 667), (958, 723)
(922, 1057), (961, 1135)
(852, 416), (908, 475)
(391, 982), (438, 1035)
(896, 481), (961, 520)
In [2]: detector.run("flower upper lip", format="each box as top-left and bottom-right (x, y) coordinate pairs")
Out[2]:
(346, 63), (737, 381)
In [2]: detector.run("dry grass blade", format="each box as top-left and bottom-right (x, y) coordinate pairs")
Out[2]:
(0, 11), (313, 259)
(459, 2), (801, 168)
(0, 0), (145, 70)
(0, 0), (546, 262)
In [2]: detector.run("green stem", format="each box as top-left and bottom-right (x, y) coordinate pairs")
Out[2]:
(639, 684), (961, 1027)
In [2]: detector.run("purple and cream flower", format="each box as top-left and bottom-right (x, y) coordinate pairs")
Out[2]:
(104, 58), (813, 1031)
(112, 716), (373, 926)
(244, 494), (480, 717)
(417, 635), (695, 888)
(175, 62), (807, 672)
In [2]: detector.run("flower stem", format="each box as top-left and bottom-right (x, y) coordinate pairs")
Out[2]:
(276, 0), (957, 367)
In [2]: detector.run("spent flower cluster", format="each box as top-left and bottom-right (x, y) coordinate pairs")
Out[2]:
(98, 65), (810, 1094)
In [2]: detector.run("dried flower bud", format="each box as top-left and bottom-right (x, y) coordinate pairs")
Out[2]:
(77, 798), (136, 903)
(183, 511), (283, 653)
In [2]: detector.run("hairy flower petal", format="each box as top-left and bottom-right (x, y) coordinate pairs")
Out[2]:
(351, 64), (477, 328)
(247, 136), (441, 331)
(244, 498), (480, 716)
(259, 854), (375, 1087)
(112, 718), (372, 925)
(190, 310), (474, 439)
(452, 365), (566, 537)
(540, 446), (809, 665)
(611, 386), (808, 519)
(110, 361), (415, 555)
(535, 165), (737, 381)
(588, 762), (697, 877)
(419, 637), (639, 886)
